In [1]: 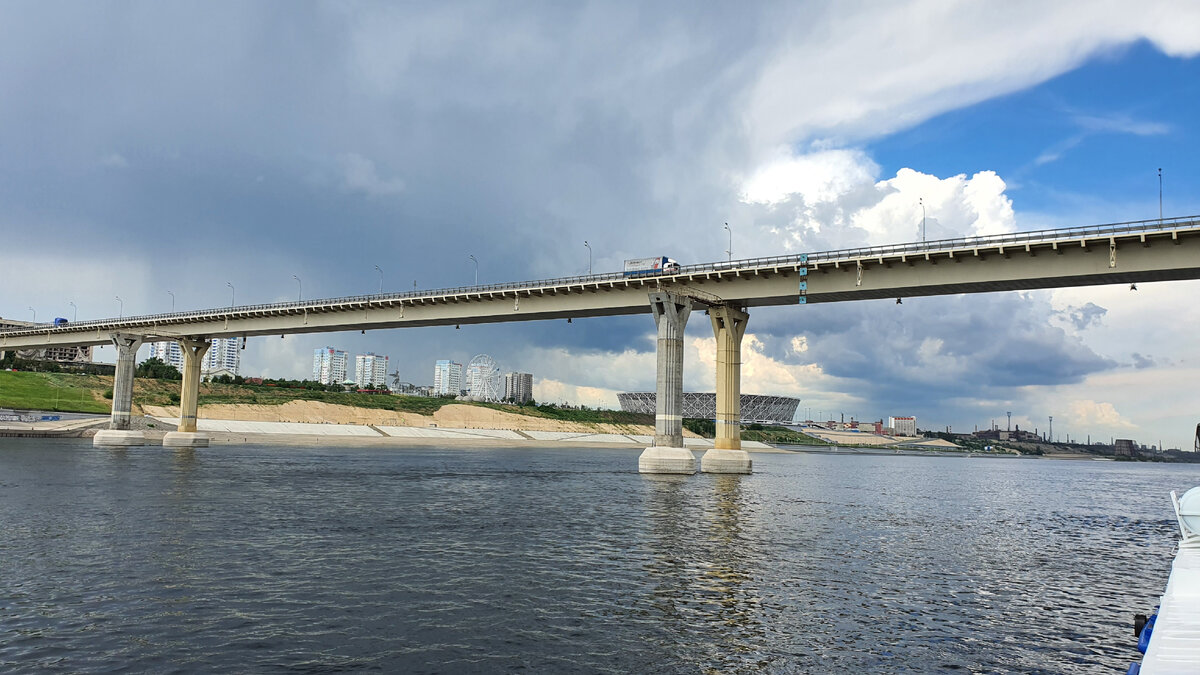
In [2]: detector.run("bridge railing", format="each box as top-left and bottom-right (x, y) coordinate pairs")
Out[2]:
(3, 215), (1198, 336)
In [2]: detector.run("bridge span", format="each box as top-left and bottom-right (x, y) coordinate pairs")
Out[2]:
(4, 215), (1200, 474)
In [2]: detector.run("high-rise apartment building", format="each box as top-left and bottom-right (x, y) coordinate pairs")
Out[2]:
(148, 337), (240, 376)
(148, 341), (185, 370)
(355, 352), (390, 388)
(205, 338), (240, 376)
(504, 372), (533, 404)
(433, 359), (463, 396)
(313, 347), (348, 385)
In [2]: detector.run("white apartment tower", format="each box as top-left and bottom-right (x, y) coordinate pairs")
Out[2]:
(355, 352), (390, 388)
(433, 360), (463, 396)
(148, 338), (240, 376)
(313, 347), (349, 385)
(148, 340), (185, 370)
(205, 337), (240, 376)
(504, 372), (533, 404)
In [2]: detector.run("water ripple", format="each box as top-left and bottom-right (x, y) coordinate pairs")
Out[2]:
(2, 440), (1197, 673)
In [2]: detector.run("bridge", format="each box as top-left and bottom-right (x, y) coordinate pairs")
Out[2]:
(4, 215), (1200, 473)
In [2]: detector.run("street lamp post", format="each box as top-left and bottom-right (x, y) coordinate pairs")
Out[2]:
(468, 255), (478, 285)
(226, 282), (235, 307)
(584, 240), (592, 274)
(167, 290), (175, 312)
(374, 265), (383, 294)
(1159, 168), (1163, 224)
(724, 222), (732, 261)
(292, 275), (302, 301)
(69, 301), (77, 322)
(115, 296), (123, 318)
(919, 198), (926, 243)
(27, 306), (36, 323)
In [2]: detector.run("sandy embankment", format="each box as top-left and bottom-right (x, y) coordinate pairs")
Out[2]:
(139, 400), (697, 438)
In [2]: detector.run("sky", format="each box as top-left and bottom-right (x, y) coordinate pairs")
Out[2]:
(2, 1), (1199, 449)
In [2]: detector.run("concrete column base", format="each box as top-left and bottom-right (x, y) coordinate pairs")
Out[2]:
(163, 431), (210, 448)
(701, 448), (753, 474)
(93, 430), (146, 447)
(638, 446), (697, 474)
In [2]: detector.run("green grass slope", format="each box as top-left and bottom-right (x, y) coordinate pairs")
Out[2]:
(0, 371), (111, 413)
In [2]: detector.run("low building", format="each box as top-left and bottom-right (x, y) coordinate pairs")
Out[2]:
(1115, 439), (1138, 457)
(889, 416), (917, 436)
(0, 318), (93, 363)
(973, 425), (1041, 442)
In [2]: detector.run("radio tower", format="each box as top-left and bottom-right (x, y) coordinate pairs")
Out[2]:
(1007, 411), (1012, 432)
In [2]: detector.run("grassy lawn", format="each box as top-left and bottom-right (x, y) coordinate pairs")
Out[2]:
(0, 371), (111, 413)
(740, 426), (836, 445)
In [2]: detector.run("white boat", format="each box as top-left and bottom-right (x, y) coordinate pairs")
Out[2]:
(1130, 487), (1200, 674)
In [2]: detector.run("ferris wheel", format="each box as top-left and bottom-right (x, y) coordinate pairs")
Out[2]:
(467, 354), (503, 401)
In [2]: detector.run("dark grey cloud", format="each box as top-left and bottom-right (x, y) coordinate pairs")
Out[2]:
(1131, 352), (1156, 369)
(2, 2), (1184, 438)
(1060, 302), (1107, 330)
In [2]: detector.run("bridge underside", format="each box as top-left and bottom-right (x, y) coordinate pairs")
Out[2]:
(807, 242), (1200, 303)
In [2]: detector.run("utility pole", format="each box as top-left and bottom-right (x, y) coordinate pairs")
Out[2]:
(919, 198), (926, 242)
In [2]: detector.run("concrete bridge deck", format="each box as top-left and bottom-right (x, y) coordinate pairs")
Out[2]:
(3, 215), (1197, 349)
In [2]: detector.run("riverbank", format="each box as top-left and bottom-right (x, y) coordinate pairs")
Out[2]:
(0, 408), (787, 451)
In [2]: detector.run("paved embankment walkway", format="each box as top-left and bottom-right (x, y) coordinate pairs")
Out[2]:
(0, 410), (109, 436)
(152, 417), (775, 449)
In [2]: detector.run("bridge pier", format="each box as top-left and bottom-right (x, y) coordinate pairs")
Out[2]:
(701, 306), (752, 474)
(638, 292), (696, 474)
(93, 333), (146, 447)
(164, 338), (210, 448)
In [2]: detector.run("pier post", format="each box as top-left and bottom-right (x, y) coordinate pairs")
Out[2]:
(701, 305), (752, 474)
(93, 333), (145, 447)
(164, 338), (210, 448)
(638, 292), (696, 474)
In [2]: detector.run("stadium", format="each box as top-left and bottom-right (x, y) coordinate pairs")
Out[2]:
(616, 393), (800, 424)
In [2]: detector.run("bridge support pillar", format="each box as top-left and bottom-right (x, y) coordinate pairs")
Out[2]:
(639, 292), (696, 474)
(164, 338), (210, 448)
(701, 305), (752, 474)
(94, 333), (146, 447)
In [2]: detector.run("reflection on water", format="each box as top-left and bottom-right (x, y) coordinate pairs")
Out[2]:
(2, 440), (1198, 673)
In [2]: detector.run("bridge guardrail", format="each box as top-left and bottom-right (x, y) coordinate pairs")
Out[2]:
(3, 215), (1198, 336)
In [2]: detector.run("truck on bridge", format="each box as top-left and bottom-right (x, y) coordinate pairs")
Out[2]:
(623, 256), (680, 277)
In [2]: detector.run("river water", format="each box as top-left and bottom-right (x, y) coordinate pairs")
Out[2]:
(1, 440), (1196, 673)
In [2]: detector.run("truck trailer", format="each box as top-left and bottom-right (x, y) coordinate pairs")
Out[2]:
(623, 256), (680, 277)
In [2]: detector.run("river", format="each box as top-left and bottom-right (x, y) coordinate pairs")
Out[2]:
(2, 439), (1195, 673)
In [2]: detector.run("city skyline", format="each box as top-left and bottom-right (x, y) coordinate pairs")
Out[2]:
(2, 4), (1199, 448)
